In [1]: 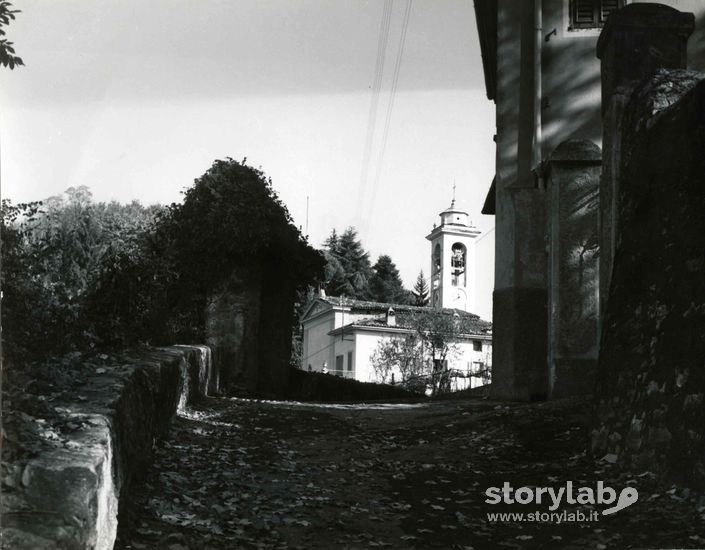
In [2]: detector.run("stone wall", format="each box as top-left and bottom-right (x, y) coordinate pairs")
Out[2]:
(256, 268), (297, 397)
(593, 71), (705, 488)
(597, 3), (695, 317)
(205, 266), (298, 399)
(2, 346), (216, 550)
(206, 274), (262, 394)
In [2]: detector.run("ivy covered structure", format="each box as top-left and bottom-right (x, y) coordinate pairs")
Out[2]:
(164, 158), (325, 397)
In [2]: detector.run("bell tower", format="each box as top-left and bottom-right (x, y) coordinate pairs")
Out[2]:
(425, 192), (481, 312)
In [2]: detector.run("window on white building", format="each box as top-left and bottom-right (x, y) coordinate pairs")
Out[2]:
(347, 351), (353, 371)
(473, 340), (482, 352)
(335, 355), (344, 373)
(569, 0), (623, 29)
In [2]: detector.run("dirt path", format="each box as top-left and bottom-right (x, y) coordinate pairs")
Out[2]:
(114, 396), (704, 550)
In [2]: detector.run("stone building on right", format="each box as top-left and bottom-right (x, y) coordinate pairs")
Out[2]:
(473, 0), (705, 400)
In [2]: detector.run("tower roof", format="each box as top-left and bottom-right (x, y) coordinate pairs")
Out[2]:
(426, 198), (480, 240)
(441, 200), (469, 218)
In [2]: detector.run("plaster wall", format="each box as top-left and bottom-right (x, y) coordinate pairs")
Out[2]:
(330, 331), (356, 376)
(302, 314), (334, 372)
(351, 330), (492, 388)
(354, 331), (398, 383)
(488, 0), (705, 400)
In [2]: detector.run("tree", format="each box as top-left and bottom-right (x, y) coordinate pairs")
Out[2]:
(1, 199), (42, 360)
(414, 310), (466, 396)
(157, 158), (325, 346)
(1, 188), (163, 359)
(369, 255), (408, 304)
(0, 1), (23, 69)
(369, 309), (483, 396)
(371, 334), (425, 392)
(163, 158), (323, 291)
(322, 249), (348, 297)
(323, 229), (339, 251)
(322, 227), (373, 299)
(1, 160), (325, 363)
(412, 270), (430, 306)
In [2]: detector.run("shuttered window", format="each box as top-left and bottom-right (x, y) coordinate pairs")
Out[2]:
(570, 0), (624, 29)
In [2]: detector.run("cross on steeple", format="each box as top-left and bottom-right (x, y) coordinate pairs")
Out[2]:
(451, 181), (456, 208)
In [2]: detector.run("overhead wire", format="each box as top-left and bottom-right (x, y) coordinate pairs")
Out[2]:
(367, 0), (413, 216)
(355, 0), (393, 221)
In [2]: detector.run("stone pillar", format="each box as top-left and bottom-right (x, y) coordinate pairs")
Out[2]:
(205, 271), (262, 394)
(491, 0), (549, 402)
(596, 3), (694, 319)
(545, 140), (601, 398)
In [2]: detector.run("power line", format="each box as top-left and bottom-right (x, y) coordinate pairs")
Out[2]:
(356, 0), (393, 221)
(367, 0), (413, 215)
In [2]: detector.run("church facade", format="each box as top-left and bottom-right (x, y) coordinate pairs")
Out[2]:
(300, 201), (492, 391)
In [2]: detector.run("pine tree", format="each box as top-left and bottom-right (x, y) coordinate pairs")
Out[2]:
(412, 270), (430, 306)
(369, 254), (409, 304)
(322, 227), (373, 299)
(323, 229), (339, 254)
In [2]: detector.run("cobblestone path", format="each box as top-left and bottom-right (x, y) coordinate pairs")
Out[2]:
(114, 396), (704, 550)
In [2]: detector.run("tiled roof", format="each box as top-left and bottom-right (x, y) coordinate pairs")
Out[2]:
(322, 295), (492, 336)
(319, 295), (430, 314)
(322, 295), (488, 322)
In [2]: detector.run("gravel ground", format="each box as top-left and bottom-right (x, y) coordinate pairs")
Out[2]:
(114, 396), (705, 550)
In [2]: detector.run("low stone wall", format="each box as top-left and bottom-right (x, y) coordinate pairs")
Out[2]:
(286, 368), (419, 402)
(1, 345), (216, 550)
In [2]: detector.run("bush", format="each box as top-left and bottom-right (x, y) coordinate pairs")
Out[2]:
(1, 160), (324, 364)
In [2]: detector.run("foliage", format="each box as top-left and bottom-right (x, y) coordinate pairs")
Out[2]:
(83, 210), (177, 346)
(1, 188), (163, 359)
(165, 158), (323, 292)
(412, 269), (430, 306)
(322, 227), (415, 303)
(369, 255), (410, 304)
(2, 160), (324, 362)
(1, 199), (42, 359)
(371, 334), (425, 392)
(0, 1), (23, 69)
(1, 189), (162, 359)
(414, 309), (466, 395)
(290, 286), (317, 369)
(322, 227), (373, 299)
(157, 158), (324, 341)
(370, 309), (482, 395)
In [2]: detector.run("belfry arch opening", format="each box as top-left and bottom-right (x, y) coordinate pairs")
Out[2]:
(433, 244), (442, 275)
(451, 243), (466, 286)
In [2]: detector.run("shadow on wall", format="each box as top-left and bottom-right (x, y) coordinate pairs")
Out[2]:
(542, 39), (603, 153)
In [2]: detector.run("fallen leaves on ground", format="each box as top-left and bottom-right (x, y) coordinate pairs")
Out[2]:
(114, 397), (704, 550)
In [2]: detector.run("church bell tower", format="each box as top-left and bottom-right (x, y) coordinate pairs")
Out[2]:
(425, 194), (480, 312)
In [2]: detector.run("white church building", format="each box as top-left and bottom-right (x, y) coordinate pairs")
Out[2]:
(300, 200), (493, 390)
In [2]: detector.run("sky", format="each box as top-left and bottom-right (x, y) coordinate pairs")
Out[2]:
(0, 0), (496, 319)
